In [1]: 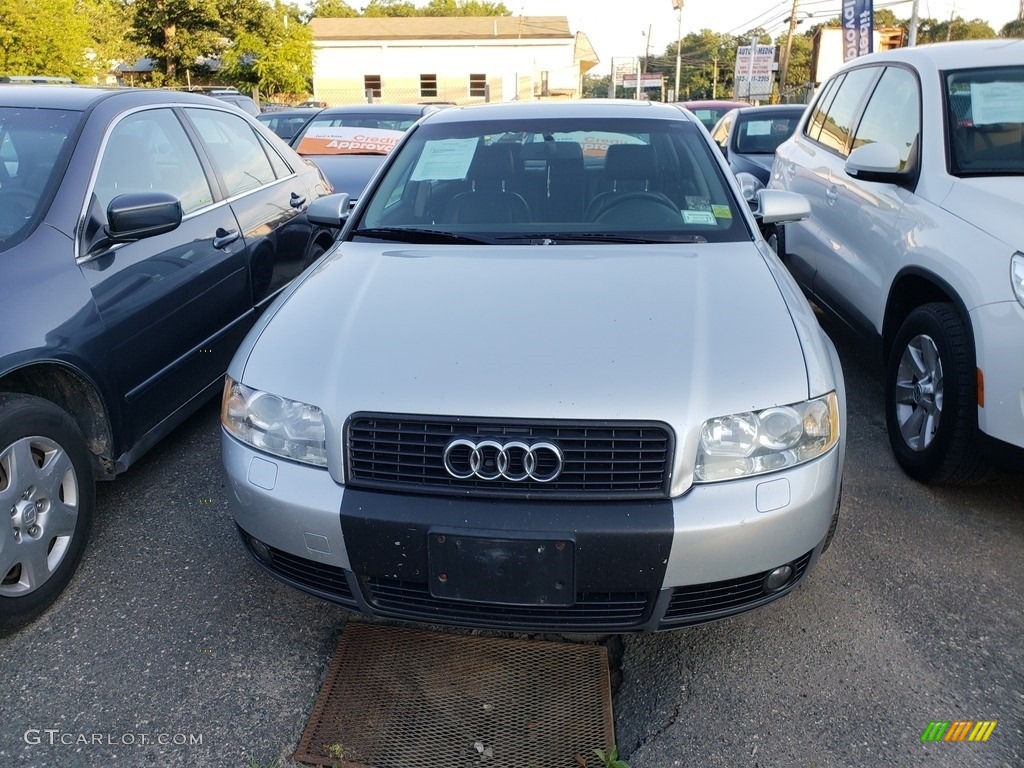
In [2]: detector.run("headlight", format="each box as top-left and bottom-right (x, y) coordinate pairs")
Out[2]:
(221, 377), (328, 467)
(1012, 252), (1024, 308)
(695, 392), (840, 482)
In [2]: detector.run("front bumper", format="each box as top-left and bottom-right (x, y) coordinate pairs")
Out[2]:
(223, 432), (842, 632)
(971, 301), (1024, 467)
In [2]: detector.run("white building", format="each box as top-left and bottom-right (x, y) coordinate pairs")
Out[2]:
(309, 16), (599, 105)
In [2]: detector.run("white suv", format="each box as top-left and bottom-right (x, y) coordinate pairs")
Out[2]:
(771, 39), (1024, 484)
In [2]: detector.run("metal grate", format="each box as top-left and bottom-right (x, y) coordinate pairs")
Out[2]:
(346, 413), (673, 499)
(294, 623), (616, 768)
(660, 550), (814, 626)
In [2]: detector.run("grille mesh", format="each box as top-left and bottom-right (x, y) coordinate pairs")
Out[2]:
(294, 623), (615, 768)
(347, 414), (672, 499)
(660, 550), (814, 626)
(364, 577), (651, 630)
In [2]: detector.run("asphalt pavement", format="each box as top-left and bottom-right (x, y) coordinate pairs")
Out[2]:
(1, 314), (1021, 768)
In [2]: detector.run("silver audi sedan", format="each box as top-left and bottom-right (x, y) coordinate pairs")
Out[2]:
(220, 100), (846, 633)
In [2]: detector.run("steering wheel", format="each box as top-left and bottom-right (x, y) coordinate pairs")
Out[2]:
(592, 192), (680, 225)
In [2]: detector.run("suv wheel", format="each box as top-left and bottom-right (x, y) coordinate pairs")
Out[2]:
(884, 303), (988, 485)
(0, 394), (95, 632)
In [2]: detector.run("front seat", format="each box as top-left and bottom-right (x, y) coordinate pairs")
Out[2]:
(585, 143), (675, 221)
(440, 144), (530, 225)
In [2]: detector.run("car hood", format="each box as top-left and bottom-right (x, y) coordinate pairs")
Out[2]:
(304, 154), (387, 199)
(240, 243), (812, 436)
(939, 177), (1024, 249)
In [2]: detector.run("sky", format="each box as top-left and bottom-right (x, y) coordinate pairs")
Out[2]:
(509, 0), (1021, 64)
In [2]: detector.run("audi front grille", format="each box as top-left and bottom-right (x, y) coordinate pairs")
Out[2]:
(346, 414), (673, 499)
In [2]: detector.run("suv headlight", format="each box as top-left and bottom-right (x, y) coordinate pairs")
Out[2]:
(695, 392), (840, 482)
(1012, 252), (1024, 308)
(221, 377), (327, 467)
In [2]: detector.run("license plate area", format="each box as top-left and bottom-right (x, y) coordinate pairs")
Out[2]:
(427, 530), (575, 607)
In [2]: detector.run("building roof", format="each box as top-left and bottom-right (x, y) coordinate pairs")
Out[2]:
(310, 15), (572, 41)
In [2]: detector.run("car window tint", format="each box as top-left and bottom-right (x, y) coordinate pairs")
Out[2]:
(259, 133), (293, 179)
(185, 108), (275, 197)
(95, 108), (212, 215)
(815, 66), (878, 156)
(852, 66), (920, 170)
(736, 116), (800, 154)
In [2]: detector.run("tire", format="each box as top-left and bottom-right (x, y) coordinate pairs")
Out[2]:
(884, 303), (989, 485)
(303, 239), (328, 270)
(0, 393), (95, 632)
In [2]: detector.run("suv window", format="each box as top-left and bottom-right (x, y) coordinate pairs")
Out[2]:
(852, 66), (920, 170)
(810, 67), (878, 156)
(946, 65), (1024, 176)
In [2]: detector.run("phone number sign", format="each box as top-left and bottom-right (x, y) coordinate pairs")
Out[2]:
(733, 44), (776, 101)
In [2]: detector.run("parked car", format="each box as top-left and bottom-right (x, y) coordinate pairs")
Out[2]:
(257, 107), (322, 142)
(205, 88), (261, 117)
(770, 39), (1024, 483)
(289, 103), (441, 201)
(0, 85), (332, 631)
(710, 104), (807, 184)
(679, 99), (749, 131)
(221, 99), (846, 634)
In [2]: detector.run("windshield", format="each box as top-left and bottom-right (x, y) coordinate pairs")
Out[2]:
(0, 106), (82, 251)
(946, 66), (1024, 176)
(354, 115), (748, 244)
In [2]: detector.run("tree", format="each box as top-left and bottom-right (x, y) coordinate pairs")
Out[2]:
(305, 0), (359, 20)
(220, 0), (312, 97)
(422, 0), (510, 14)
(0, 0), (91, 78)
(1001, 19), (1024, 37)
(129, 0), (224, 85)
(82, 0), (144, 82)
(916, 16), (997, 42)
(363, 0), (419, 15)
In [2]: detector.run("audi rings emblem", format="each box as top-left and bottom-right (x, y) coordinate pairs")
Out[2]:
(442, 438), (564, 483)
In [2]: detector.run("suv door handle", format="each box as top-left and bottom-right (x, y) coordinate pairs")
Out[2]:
(290, 192), (306, 208)
(826, 185), (839, 206)
(213, 228), (240, 249)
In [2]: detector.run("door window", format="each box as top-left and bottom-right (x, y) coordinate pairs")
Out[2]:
(185, 108), (276, 197)
(95, 109), (212, 215)
(852, 66), (921, 170)
(812, 66), (878, 156)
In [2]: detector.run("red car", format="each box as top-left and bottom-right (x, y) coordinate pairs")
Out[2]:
(678, 99), (749, 131)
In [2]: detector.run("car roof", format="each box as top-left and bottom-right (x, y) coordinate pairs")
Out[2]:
(0, 84), (235, 110)
(315, 103), (437, 117)
(421, 98), (697, 124)
(680, 100), (748, 109)
(843, 39), (1024, 71)
(732, 104), (806, 117)
(258, 107), (322, 119)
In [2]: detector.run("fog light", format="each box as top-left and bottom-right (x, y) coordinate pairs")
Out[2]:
(763, 564), (794, 593)
(248, 535), (274, 566)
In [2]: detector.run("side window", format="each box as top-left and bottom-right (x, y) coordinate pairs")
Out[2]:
(852, 66), (920, 170)
(709, 114), (732, 145)
(185, 108), (275, 197)
(95, 109), (212, 215)
(815, 66), (878, 156)
(805, 75), (841, 142)
(259, 133), (293, 179)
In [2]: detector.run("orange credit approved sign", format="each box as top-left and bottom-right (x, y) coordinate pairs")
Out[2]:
(297, 126), (405, 155)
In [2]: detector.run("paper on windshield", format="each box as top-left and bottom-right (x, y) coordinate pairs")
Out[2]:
(410, 138), (478, 180)
(970, 82), (1024, 125)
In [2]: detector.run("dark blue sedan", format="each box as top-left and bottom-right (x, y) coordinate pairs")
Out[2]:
(709, 104), (807, 184)
(0, 85), (333, 631)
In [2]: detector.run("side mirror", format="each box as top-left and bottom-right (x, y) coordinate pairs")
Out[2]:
(307, 193), (352, 227)
(755, 189), (810, 224)
(845, 142), (903, 183)
(105, 192), (182, 242)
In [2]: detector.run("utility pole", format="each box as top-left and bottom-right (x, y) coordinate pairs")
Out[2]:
(779, 0), (800, 102)
(909, 0), (919, 45)
(672, 0), (683, 103)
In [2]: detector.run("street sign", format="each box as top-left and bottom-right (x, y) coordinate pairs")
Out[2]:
(621, 73), (664, 90)
(733, 44), (776, 101)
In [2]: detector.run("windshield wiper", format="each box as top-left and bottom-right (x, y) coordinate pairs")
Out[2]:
(496, 232), (708, 244)
(351, 227), (497, 245)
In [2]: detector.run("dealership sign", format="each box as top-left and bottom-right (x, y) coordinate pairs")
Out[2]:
(733, 44), (776, 101)
(842, 0), (874, 61)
